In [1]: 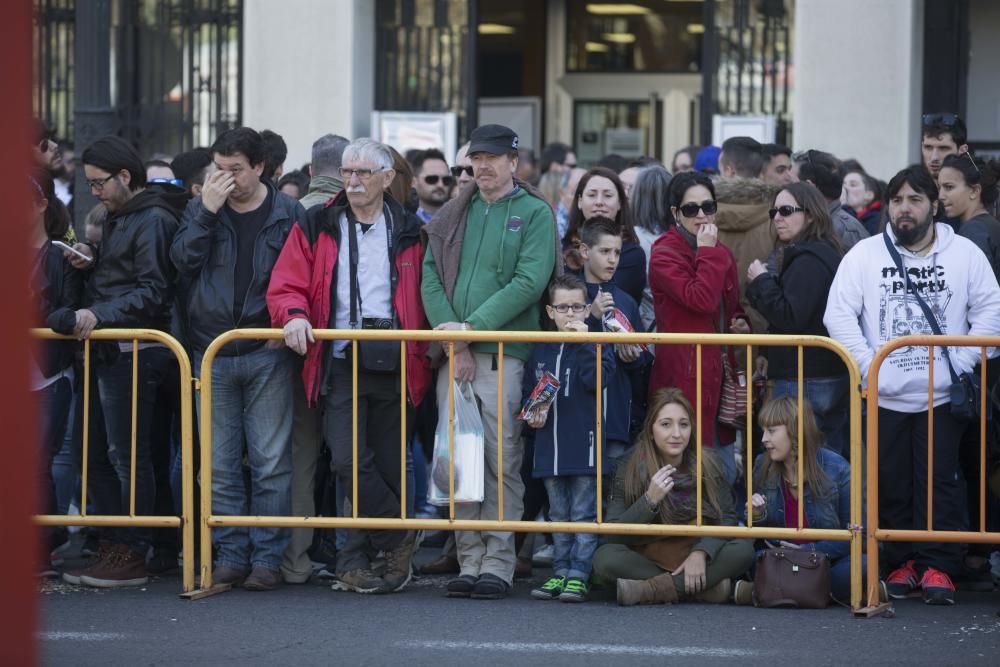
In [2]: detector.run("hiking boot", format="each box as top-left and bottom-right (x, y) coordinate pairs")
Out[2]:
(62, 541), (113, 585)
(382, 533), (416, 592)
(79, 545), (149, 588)
(617, 572), (678, 606)
(920, 567), (956, 606)
(446, 574), (477, 598)
(530, 576), (566, 601)
(733, 579), (754, 606)
(420, 554), (460, 575)
(558, 577), (590, 603)
(243, 567), (283, 592)
(471, 573), (510, 600)
(885, 560), (918, 599)
(210, 565), (250, 587)
(332, 568), (388, 594)
(694, 578), (731, 604)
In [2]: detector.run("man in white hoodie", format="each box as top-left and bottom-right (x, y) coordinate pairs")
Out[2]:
(824, 165), (1000, 606)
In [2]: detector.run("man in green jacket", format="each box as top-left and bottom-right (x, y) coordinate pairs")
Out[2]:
(422, 124), (557, 599)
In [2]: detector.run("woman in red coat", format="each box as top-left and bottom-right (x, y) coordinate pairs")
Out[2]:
(648, 171), (749, 478)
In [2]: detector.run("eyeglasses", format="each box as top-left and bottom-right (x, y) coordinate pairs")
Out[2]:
(38, 139), (55, 153)
(677, 200), (718, 218)
(768, 205), (805, 219)
(339, 167), (385, 180)
(423, 174), (454, 186)
(922, 112), (961, 127)
(450, 165), (474, 178)
(86, 174), (117, 191)
(551, 303), (588, 314)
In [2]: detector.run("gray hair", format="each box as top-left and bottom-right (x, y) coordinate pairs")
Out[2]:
(311, 134), (350, 176)
(629, 165), (673, 235)
(341, 138), (394, 171)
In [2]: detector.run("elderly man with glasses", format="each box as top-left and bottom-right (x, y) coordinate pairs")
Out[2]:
(267, 138), (432, 595)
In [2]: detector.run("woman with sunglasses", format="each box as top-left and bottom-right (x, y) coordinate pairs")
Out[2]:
(564, 167), (646, 306)
(649, 171), (750, 475)
(745, 182), (848, 456)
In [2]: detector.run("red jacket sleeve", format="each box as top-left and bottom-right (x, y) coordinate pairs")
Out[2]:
(650, 243), (731, 315)
(266, 223), (314, 327)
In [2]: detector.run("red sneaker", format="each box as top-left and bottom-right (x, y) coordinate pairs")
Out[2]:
(885, 560), (918, 599)
(919, 567), (956, 606)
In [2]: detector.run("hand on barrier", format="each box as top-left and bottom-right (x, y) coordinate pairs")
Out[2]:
(645, 464), (676, 505)
(696, 222), (719, 248)
(201, 169), (236, 214)
(453, 346), (476, 383)
(729, 317), (751, 335)
(73, 309), (98, 339)
(435, 321), (471, 353)
(283, 318), (314, 355)
(616, 343), (641, 363)
(672, 550), (708, 594)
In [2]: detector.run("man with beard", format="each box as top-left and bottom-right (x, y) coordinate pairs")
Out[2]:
(824, 165), (1000, 606)
(412, 148), (453, 223)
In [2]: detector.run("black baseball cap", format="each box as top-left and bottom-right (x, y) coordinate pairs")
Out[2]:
(468, 124), (519, 156)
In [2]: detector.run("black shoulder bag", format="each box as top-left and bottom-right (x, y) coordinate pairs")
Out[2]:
(347, 205), (400, 375)
(882, 231), (980, 422)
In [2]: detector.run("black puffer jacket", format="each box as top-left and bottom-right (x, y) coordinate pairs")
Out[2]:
(33, 242), (83, 377)
(171, 182), (304, 354)
(82, 189), (179, 332)
(746, 239), (846, 379)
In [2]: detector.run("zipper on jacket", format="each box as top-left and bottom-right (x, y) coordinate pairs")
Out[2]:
(588, 431), (595, 468)
(457, 199), (490, 320)
(564, 366), (571, 397)
(553, 343), (564, 476)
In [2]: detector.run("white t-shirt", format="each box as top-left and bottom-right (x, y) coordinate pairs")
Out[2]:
(333, 211), (393, 357)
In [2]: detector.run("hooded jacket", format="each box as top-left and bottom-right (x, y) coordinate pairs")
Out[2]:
(267, 191), (431, 407)
(82, 188), (179, 331)
(421, 179), (560, 362)
(824, 223), (1000, 412)
(526, 342), (616, 477)
(746, 239), (846, 379)
(33, 241), (83, 378)
(713, 177), (781, 336)
(171, 181), (304, 354)
(648, 227), (750, 446)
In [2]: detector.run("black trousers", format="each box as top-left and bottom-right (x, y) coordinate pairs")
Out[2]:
(324, 358), (407, 571)
(878, 405), (968, 576)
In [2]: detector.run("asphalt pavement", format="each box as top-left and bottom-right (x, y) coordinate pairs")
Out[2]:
(37, 546), (1000, 666)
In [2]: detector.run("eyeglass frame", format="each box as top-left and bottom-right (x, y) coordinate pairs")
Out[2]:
(549, 303), (589, 314)
(450, 165), (474, 178)
(768, 205), (806, 220)
(86, 173), (120, 191)
(422, 174), (454, 186)
(676, 200), (718, 218)
(339, 166), (387, 181)
(922, 112), (961, 127)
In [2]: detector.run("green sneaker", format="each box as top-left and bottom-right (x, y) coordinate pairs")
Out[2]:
(531, 576), (566, 600)
(559, 577), (590, 603)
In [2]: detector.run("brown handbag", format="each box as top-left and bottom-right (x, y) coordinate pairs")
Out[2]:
(753, 548), (831, 608)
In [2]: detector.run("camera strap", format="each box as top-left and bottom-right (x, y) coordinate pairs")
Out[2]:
(347, 203), (396, 328)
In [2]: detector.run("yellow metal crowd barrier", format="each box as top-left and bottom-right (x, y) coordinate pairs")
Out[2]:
(863, 335), (1000, 615)
(30, 329), (196, 593)
(196, 328), (866, 610)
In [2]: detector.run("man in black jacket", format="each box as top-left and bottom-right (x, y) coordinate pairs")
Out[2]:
(171, 127), (304, 591)
(60, 136), (178, 588)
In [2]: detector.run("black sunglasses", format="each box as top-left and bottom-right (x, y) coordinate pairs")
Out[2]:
(423, 174), (454, 186)
(768, 205), (805, 219)
(922, 112), (960, 127)
(450, 165), (473, 178)
(677, 200), (718, 218)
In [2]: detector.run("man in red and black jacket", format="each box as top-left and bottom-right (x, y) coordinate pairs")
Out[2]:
(267, 138), (431, 595)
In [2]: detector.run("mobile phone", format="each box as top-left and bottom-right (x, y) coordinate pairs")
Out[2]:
(51, 240), (93, 263)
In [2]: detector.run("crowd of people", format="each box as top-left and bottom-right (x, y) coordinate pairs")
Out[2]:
(29, 112), (1000, 608)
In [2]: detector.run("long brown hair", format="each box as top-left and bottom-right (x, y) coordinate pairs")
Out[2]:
(754, 396), (831, 496)
(773, 181), (843, 253)
(622, 387), (726, 522)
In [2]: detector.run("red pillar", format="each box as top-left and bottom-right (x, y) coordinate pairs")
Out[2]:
(0, 1), (41, 664)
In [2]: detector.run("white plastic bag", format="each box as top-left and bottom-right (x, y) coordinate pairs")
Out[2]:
(429, 381), (485, 505)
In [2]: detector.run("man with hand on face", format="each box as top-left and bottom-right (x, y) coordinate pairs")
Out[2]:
(824, 165), (1000, 607)
(171, 127), (305, 592)
(422, 124), (559, 600)
(59, 136), (178, 588)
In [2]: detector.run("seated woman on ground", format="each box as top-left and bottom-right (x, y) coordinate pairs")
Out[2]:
(737, 396), (867, 606)
(592, 388), (754, 605)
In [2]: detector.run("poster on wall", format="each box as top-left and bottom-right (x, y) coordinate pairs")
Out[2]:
(371, 111), (457, 162)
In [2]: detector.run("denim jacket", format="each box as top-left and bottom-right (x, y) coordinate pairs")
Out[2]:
(748, 448), (853, 561)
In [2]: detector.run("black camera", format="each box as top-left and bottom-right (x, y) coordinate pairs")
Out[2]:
(362, 317), (393, 330)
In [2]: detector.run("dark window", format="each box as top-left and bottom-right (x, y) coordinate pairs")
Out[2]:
(565, 0), (704, 73)
(477, 1), (546, 98)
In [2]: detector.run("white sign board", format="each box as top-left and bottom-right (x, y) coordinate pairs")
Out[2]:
(371, 111), (457, 162)
(712, 115), (777, 145)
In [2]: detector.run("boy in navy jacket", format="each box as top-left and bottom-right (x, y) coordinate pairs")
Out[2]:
(524, 274), (615, 602)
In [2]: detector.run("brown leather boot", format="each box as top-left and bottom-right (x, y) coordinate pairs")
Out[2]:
(694, 578), (731, 604)
(616, 572), (679, 606)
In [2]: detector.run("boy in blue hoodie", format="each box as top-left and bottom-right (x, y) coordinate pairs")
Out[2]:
(578, 216), (652, 462)
(525, 274), (615, 602)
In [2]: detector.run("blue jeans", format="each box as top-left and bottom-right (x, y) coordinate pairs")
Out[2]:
(771, 376), (850, 457)
(37, 376), (74, 549)
(87, 346), (172, 553)
(196, 346), (293, 571)
(543, 476), (599, 581)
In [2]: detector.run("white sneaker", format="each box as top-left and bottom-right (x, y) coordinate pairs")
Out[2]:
(532, 543), (554, 566)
